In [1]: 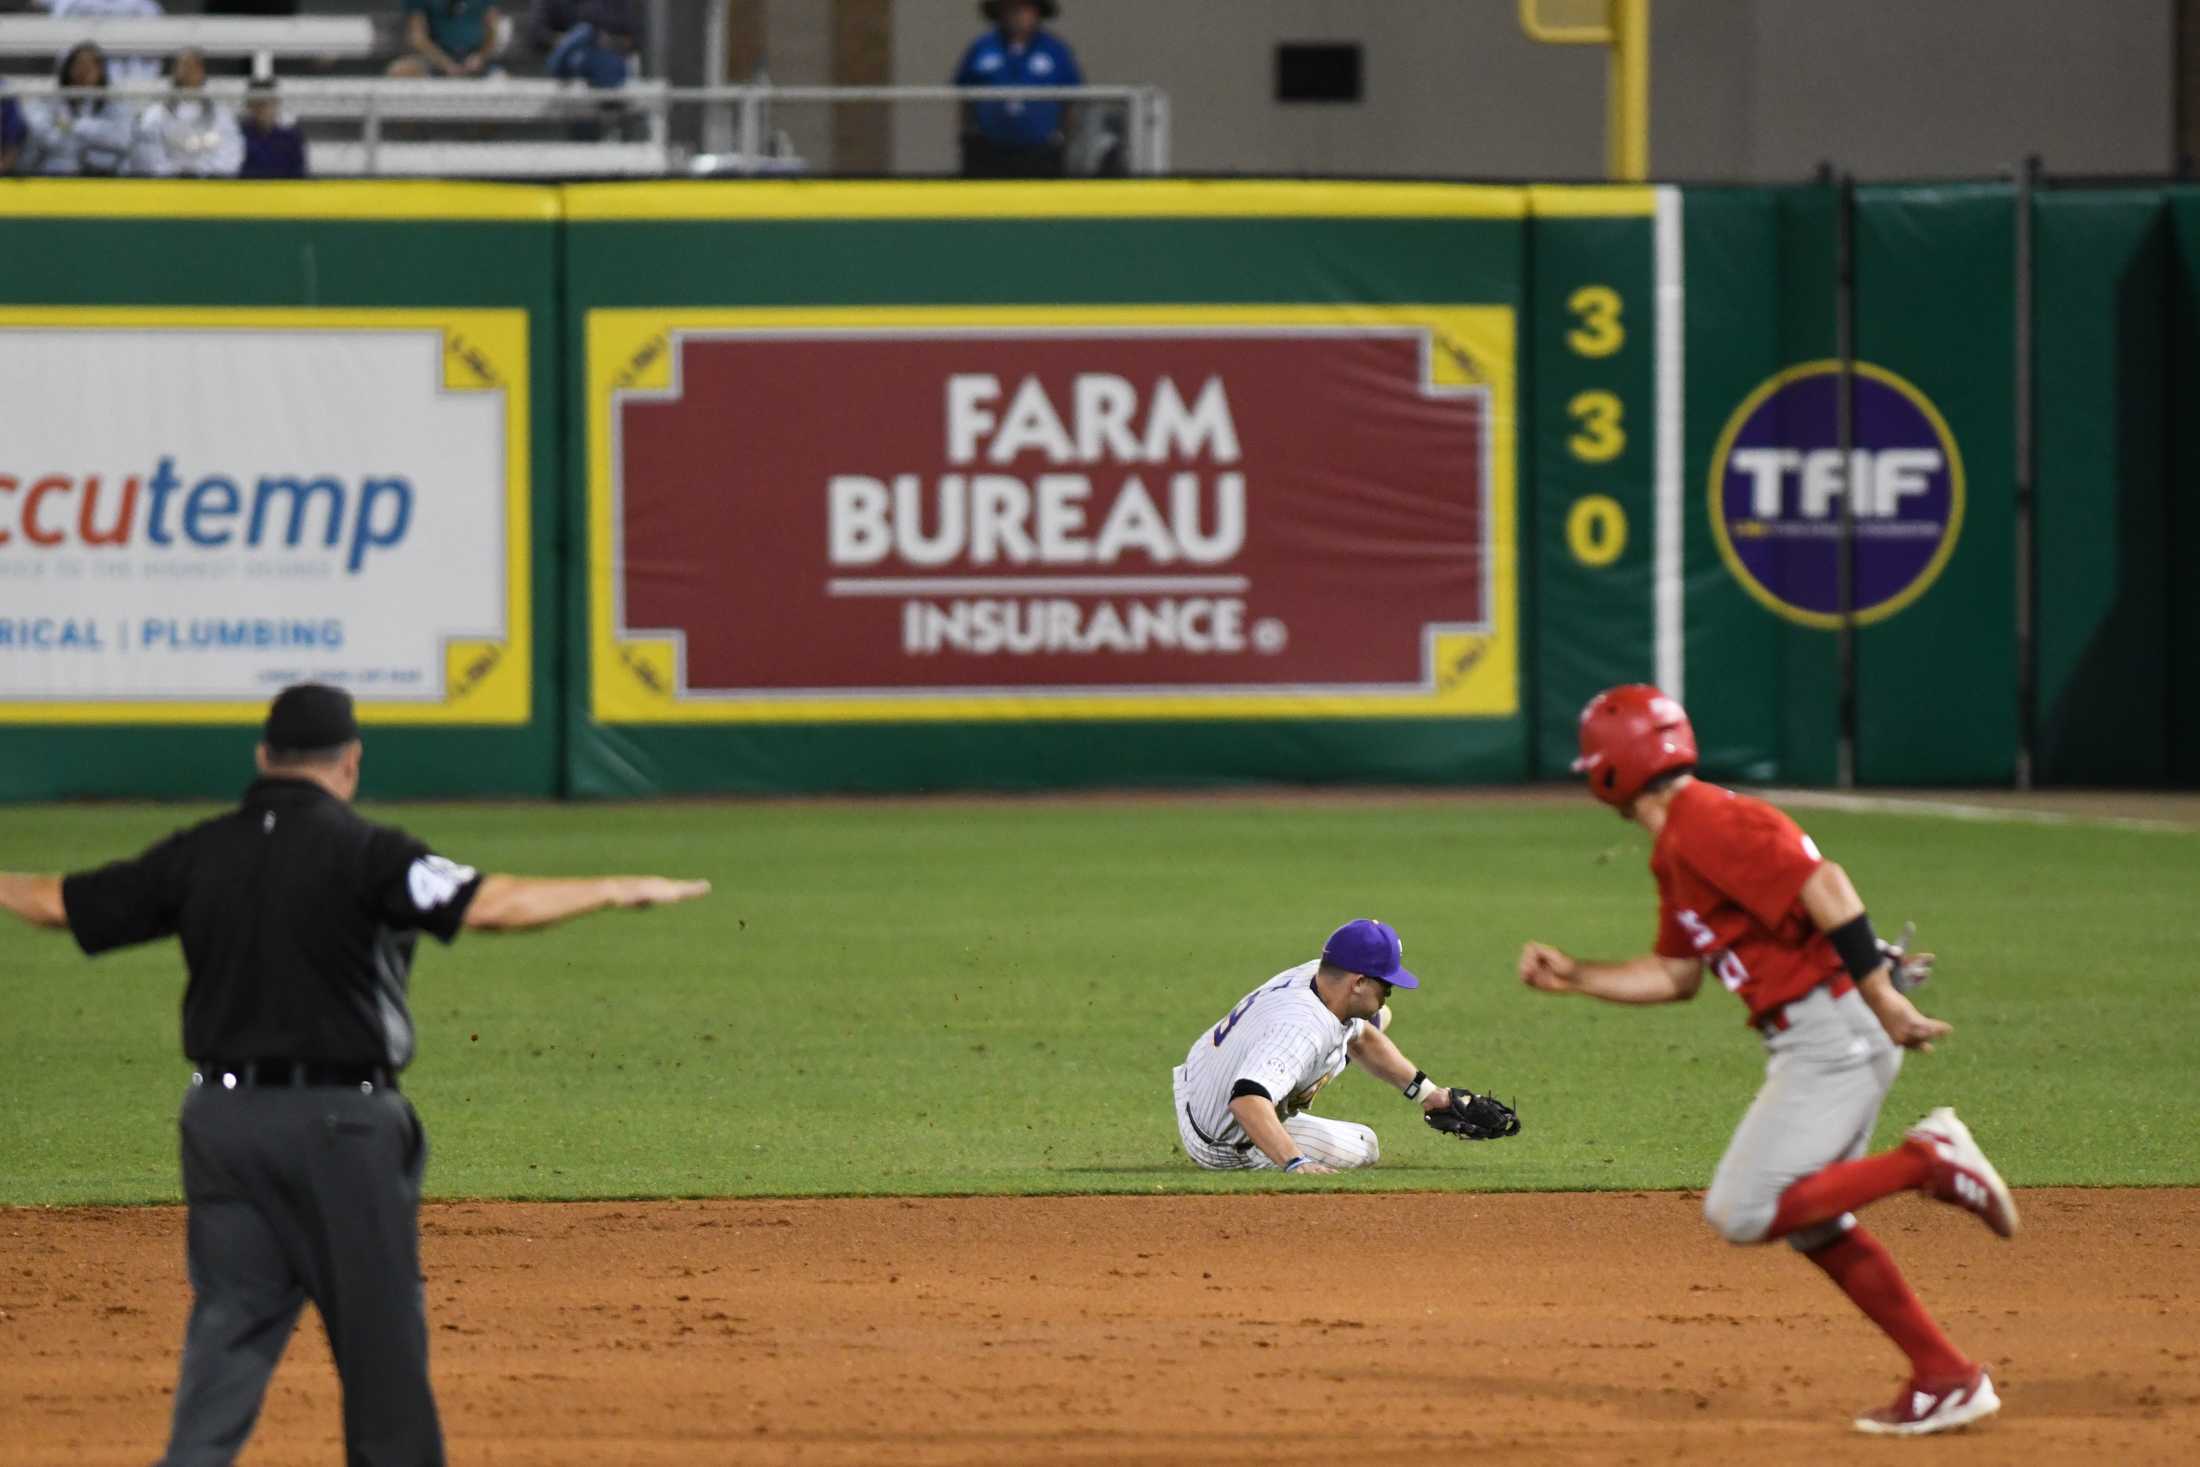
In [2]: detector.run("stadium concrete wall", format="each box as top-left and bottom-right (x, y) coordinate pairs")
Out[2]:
(888, 0), (2173, 181)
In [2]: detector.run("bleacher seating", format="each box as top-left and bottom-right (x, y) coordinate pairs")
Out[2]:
(0, 11), (1150, 179)
(7, 75), (675, 176)
(0, 12), (676, 177)
(0, 15), (379, 76)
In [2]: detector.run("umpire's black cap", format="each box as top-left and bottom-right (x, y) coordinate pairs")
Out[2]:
(982, 0), (1059, 18)
(263, 683), (359, 753)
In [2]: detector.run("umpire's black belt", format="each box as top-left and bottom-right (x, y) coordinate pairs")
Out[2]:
(195, 1059), (397, 1091)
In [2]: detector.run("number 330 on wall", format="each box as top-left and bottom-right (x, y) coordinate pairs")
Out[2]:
(1563, 283), (1629, 569)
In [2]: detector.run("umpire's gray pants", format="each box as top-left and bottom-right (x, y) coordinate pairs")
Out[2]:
(160, 1080), (443, 1467)
(1702, 984), (1903, 1252)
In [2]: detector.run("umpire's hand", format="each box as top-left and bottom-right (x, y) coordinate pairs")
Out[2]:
(612, 877), (711, 908)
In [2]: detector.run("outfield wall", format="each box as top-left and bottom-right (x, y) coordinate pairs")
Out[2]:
(1, 178), (2191, 797)
(0, 183), (564, 799)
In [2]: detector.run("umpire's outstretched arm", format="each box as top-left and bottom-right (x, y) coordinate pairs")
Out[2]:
(463, 874), (710, 931)
(1, 870), (708, 937)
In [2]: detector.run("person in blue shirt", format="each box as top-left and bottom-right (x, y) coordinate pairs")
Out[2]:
(1, 85), (26, 175)
(238, 78), (308, 179)
(533, 0), (644, 91)
(953, 0), (1082, 178)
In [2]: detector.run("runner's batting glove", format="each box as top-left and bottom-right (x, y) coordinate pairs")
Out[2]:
(1879, 921), (1934, 995)
(1424, 1089), (1521, 1141)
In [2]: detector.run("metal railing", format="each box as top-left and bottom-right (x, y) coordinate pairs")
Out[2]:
(6, 82), (1173, 179)
(0, 14), (377, 66)
(689, 85), (1173, 177)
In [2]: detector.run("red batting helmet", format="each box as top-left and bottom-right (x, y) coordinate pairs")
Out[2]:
(1572, 684), (1698, 808)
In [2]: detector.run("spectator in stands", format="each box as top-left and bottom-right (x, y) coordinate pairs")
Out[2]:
(531, 0), (642, 90)
(1, 86), (26, 176)
(954, 0), (1081, 179)
(20, 42), (137, 175)
(134, 47), (244, 177)
(237, 75), (306, 177)
(391, 0), (504, 79)
(48, 0), (166, 86)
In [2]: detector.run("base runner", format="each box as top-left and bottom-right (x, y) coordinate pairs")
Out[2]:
(1173, 918), (1519, 1174)
(1520, 685), (2018, 1437)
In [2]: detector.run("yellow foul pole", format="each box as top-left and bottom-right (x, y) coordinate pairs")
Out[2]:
(1607, 0), (1648, 181)
(1516, 0), (1650, 182)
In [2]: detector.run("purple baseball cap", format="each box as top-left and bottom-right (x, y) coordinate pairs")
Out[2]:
(1321, 918), (1419, 989)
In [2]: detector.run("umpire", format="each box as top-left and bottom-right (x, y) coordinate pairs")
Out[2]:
(0, 683), (709, 1466)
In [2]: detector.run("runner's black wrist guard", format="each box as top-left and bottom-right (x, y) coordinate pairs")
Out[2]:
(1829, 912), (1883, 983)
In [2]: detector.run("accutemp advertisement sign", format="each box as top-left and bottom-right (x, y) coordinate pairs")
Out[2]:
(588, 305), (1516, 722)
(0, 310), (530, 723)
(1709, 360), (1964, 628)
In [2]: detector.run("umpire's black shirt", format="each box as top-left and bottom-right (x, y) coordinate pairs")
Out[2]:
(60, 778), (482, 1069)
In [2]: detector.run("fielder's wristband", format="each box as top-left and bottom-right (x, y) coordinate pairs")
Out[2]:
(1282, 1157), (1310, 1173)
(1828, 912), (1884, 983)
(1402, 1070), (1431, 1101)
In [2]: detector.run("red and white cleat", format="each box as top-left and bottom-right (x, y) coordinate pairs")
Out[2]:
(1906, 1106), (2021, 1239)
(1853, 1366), (2001, 1436)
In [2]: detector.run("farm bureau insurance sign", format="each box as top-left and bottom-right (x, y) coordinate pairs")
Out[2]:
(589, 307), (1517, 722)
(1709, 361), (1965, 628)
(0, 311), (529, 724)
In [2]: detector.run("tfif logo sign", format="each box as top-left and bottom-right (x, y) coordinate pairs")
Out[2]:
(1708, 362), (1964, 627)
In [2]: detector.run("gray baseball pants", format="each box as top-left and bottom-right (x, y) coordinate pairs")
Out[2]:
(1702, 984), (1903, 1252)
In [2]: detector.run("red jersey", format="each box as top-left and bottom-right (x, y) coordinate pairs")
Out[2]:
(1650, 781), (1843, 1025)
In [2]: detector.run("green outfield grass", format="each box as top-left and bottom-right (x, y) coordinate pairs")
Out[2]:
(4, 793), (2194, 1205)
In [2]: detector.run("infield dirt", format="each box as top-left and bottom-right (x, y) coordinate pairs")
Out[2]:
(6, 1188), (2195, 1466)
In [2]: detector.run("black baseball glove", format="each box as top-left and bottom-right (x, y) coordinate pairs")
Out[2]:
(1424, 1088), (1521, 1141)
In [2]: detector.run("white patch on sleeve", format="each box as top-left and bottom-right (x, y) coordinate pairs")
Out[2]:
(407, 854), (479, 911)
(1801, 834), (1823, 861)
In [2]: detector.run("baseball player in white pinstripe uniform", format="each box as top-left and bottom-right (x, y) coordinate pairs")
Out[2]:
(1173, 919), (1518, 1174)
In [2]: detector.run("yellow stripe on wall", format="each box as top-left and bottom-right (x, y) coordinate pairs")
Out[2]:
(0, 179), (559, 222)
(1526, 185), (1658, 218)
(0, 178), (1663, 225)
(561, 179), (1534, 222)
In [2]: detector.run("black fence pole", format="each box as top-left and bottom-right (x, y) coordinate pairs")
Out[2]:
(1835, 171), (1859, 790)
(2013, 154), (2041, 790)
